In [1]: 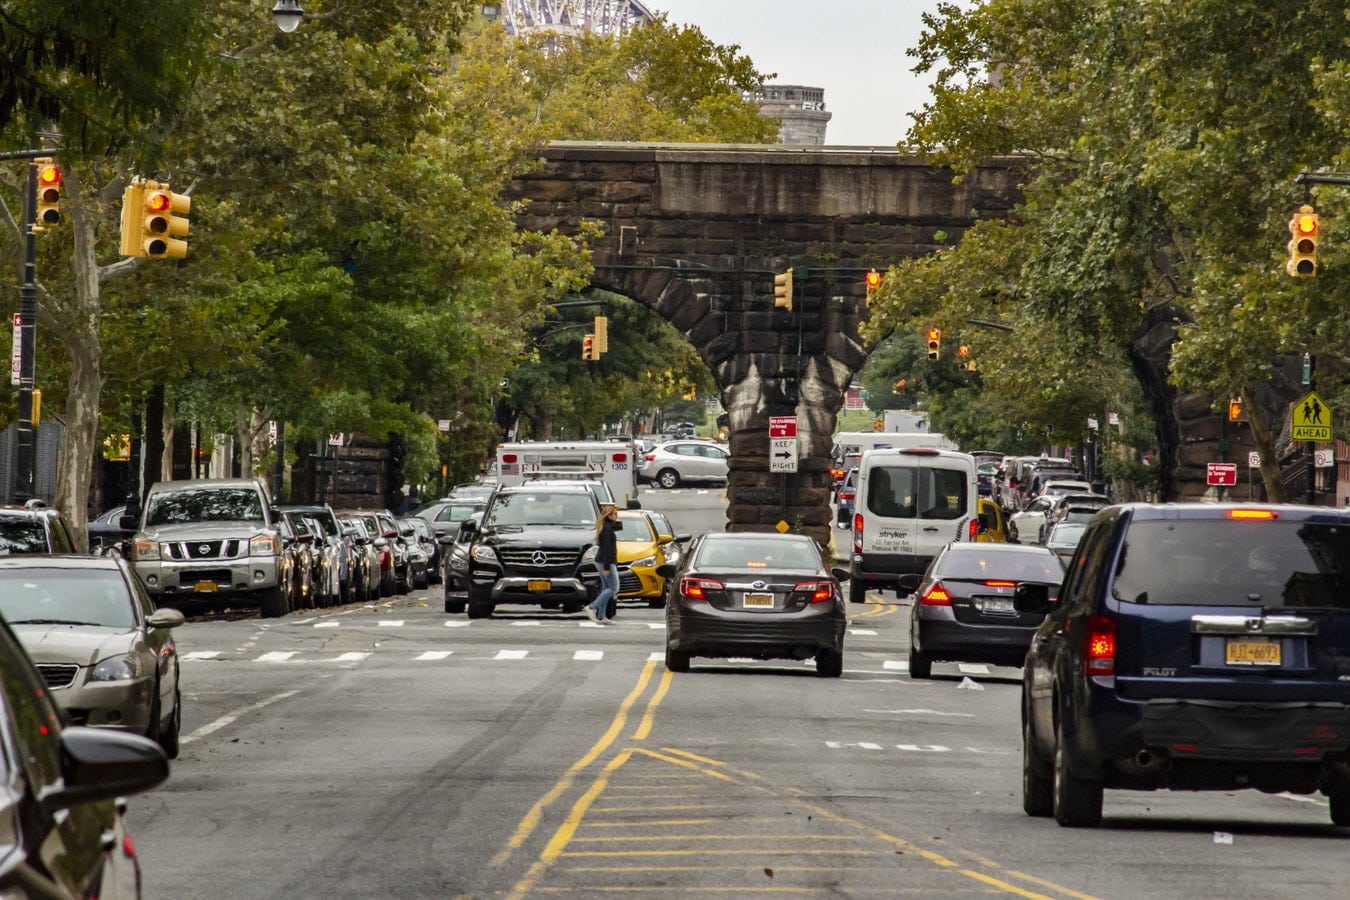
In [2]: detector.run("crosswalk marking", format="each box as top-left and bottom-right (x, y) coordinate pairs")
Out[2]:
(334, 652), (371, 663)
(314, 620), (340, 628)
(494, 649), (529, 660)
(182, 650), (222, 661)
(378, 620), (404, 627)
(883, 660), (906, 670)
(849, 628), (877, 636)
(444, 621), (470, 627)
(256, 651), (297, 662)
(415, 651), (453, 661)
(573, 650), (604, 661)
(958, 663), (991, 675)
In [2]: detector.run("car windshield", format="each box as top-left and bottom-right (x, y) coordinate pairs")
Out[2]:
(433, 504), (481, 523)
(0, 520), (50, 554)
(695, 537), (819, 570)
(1111, 518), (1350, 608)
(936, 548), (1064, 583)
(615, 516), (655, 542)
(486, 493), (596, 527)
(146, 488), (263, 526)
(0, 569), (135, 628)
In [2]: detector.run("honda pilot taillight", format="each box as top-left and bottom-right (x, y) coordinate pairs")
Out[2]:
(679, 577), (722, 600)
(920, 581), (952, 606)
(794, 580), (835, 603)
(1085, 614), (1116, 676)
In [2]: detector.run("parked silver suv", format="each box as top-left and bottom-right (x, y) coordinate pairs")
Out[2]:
(122, 478), (287, 617)
(639, 440), (729, 489)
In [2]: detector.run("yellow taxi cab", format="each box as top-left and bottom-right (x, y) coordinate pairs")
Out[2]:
(976, 496), (1008, 543)
(615, 510), (689, 607)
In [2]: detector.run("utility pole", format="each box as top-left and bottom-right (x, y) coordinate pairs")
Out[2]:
(13, 154), (41, 502)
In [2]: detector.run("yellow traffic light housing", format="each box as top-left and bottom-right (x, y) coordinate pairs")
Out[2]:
(773, 268), (794, 312)
(1227, 398), (1246, 422)
(581, 333), (595, 361)
(926, 328), (941, 361)
(120, 179), (191, 259)
(593, 316), (608, 355)
(864, 268), (882, 305)
(1286, 204), (1318, 277)
(34, 159), (61, 232)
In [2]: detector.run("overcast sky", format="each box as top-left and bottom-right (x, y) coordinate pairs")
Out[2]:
(648, 0), (955, 146)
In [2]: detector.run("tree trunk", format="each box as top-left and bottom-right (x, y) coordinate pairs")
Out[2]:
(533, 405), (556, 441)
(1242, 385), (1285, 502)
(1128, 308), (1182, 502)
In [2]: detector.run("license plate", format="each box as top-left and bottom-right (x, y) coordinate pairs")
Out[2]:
(979, 596), (1015, 614)
(194, 581), (218, 593)
(526, 580), (551, 592)
(1226, 638), (1281, 666)
(743, 592), (774, 608)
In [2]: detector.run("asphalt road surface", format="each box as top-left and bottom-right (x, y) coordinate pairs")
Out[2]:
(130, 487), (1350, 898)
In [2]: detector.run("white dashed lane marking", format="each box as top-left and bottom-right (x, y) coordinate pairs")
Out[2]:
(256, 651), (297, 662)
(573, 650), (604, 661)
(415, 651), (453, 661)
(494, 649), (529, 660)
(182, 650), (222, 661)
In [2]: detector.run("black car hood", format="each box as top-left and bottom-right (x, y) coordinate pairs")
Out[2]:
(479, 525), (593, 548)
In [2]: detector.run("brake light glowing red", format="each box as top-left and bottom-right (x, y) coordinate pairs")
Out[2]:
(968, 518), (979, 539)
(680, 577), (722, 600)
(853, 513), (863, 553)
(1085, 614), (1116, 675)
(1228, 509), (1277, 520)
(612, 452), (627, 462)
(501, 453), (518, 464)
(984, 580), (1016, 588)
(795, 580), (835, 603)
(644, 454), (656, 462)
(920, 582), (952, 606)
(840, 489), (855, 501)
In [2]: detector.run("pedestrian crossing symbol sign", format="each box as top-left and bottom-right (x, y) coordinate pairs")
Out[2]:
(1291, 391), (1333, 442)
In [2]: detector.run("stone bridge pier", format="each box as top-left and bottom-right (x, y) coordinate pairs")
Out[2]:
(508, 143), (1023, 546)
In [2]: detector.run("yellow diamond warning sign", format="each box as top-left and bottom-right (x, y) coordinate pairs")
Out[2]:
(1291, 391), (1333, 442)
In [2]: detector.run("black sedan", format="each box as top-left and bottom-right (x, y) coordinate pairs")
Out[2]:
(658, 532), (849, 677)
(899, 542), (1063, 679)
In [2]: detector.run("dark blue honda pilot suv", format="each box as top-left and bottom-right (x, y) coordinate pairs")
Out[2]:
(1017, 503), (1350, 827)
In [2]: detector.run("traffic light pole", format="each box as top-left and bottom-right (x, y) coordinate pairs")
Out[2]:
(13, 160), (39, 503)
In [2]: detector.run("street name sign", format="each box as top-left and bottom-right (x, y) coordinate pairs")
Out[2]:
(1206, 462), (1237, 486)
(769, 437), (799, 473)
(1291, 391), (1333, 442)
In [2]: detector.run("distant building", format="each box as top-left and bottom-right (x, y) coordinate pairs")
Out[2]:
(757, 84), (831, 145)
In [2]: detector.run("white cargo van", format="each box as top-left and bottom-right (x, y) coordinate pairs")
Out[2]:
(495, 442), (640, 507)
(848, 448), (979, 603)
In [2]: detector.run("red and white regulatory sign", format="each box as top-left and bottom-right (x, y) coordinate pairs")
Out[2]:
(1206, 462), (1238, 486)
(768, 416), (797, 438)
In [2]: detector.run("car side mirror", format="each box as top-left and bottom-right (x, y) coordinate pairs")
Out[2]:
(147, 608), (186, 630)
(1014, 583), (1054, 614)
(40, 728), (168, 817)
(655, 563), (677, 578)
(673, 532), (692, 544)
(896, 573), (922, 593)
(118, 513), (139, 531)
(831, 567), (851, 583)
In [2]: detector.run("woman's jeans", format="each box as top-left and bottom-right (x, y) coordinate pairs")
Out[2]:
(590, 565), (620, 616)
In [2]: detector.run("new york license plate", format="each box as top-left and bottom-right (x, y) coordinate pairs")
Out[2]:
(1225, 638), (1280, 666)
(743, 593), (774, 608)
(194, 581), (218, 593)
(527, 580), (551, 592)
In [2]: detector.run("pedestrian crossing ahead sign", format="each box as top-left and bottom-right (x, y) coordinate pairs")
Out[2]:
(1291, 390), (1333, 442)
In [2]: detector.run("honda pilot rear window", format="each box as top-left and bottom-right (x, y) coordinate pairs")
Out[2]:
(1111, 519), (1350, 608)
(866, 465), (967, 521)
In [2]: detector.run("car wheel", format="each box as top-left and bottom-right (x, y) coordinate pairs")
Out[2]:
(467, 599), (493, 619)
(380, 572), (394, 597)
(815, 649), (843, 678)
(1328, 779), (1350, 826)
(665, 647), (691, 673)
(907, 645), (932, 679)
(144, 692), (161, 744)
(1053, 717), (1103, 827)
(1022, 712), (1053, 817)
(414, 569), (429, 590)
(445, 598), (466, 615)
(258, 585), (287, 618)
(848, 577), (868, 604)
(160, 685), (182, 760)
(340, 578), (353, 604)
(647, 597), (663, 609)
(657, 469), (681, 489)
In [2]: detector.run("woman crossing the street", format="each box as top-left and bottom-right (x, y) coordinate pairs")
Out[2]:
(586, 503), (620, 623)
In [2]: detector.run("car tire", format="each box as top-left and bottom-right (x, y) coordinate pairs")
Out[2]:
(258, 585), (288, 618)
(1053, 717), (1103, 827)
(445, 598), (466, 615)
(340, 578), (353, 604)
(907, 645), (932, 679)
(379, 572), (394, 597)
(848, 577), (868, 604)
(665, 647), (691, 673)
(1328, 779), (1350, 826)
(647, 597), (663, 609)
(1022, 713), (1053, 817)
(562, 600), (584, 614)
(145, 692), (161, 745)
(467, 599), (493, 619)
(816, 649), (843, 678)
(160, 685), (182, 760)
(657, 469), (681, 489)
(414, 569), (429, 590)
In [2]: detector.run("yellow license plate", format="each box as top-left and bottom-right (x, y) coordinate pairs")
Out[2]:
(1226, 639), (1281, 666)
(527, 580), (551, 592)
(194, 581), (218, 593)
(743, 593), (774, 608)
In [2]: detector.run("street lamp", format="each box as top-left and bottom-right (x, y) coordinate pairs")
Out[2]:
(272, 0), (304, 32)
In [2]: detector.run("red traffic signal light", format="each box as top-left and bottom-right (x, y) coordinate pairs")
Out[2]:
(581, 333), (595, 361)
(34, 158), (61, 230)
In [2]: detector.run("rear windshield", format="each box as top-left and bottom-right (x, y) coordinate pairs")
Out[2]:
(1111, 519), (1350, 608)
(866, 464), (967, 521)
(937, 548), (1064, 583)
(694, 537), (820, 570)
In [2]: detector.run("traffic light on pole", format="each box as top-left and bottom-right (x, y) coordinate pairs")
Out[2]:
(34, 159), (61, 232)
(120, 179), (191, 259)
(1286, 204), (1318, 277)
(593, 316), (608, 355)
(773, 268), (793, 312)
(864, 268), (883, 305)
(581, 333), (595, 361)
(926, 328), (941, 361)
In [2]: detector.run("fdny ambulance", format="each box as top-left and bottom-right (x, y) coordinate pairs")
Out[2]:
(495, 441), (641, 508)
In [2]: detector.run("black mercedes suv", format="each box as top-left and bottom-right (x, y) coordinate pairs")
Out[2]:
(462, 484), (601, 618)
(1017, 503), (1350, 827)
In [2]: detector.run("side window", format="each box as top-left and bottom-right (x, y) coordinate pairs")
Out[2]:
(1060, 516), (1117, 610)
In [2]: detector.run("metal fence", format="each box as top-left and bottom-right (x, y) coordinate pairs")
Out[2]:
(0, 417), (64, 505)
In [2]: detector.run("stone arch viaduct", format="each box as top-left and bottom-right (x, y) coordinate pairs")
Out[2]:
(506, 142), (1025, 544)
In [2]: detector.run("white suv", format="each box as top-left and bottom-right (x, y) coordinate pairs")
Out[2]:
(639, 441), (729, 489)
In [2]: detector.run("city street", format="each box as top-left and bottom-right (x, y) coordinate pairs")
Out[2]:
(126, 489), (1350, 898)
